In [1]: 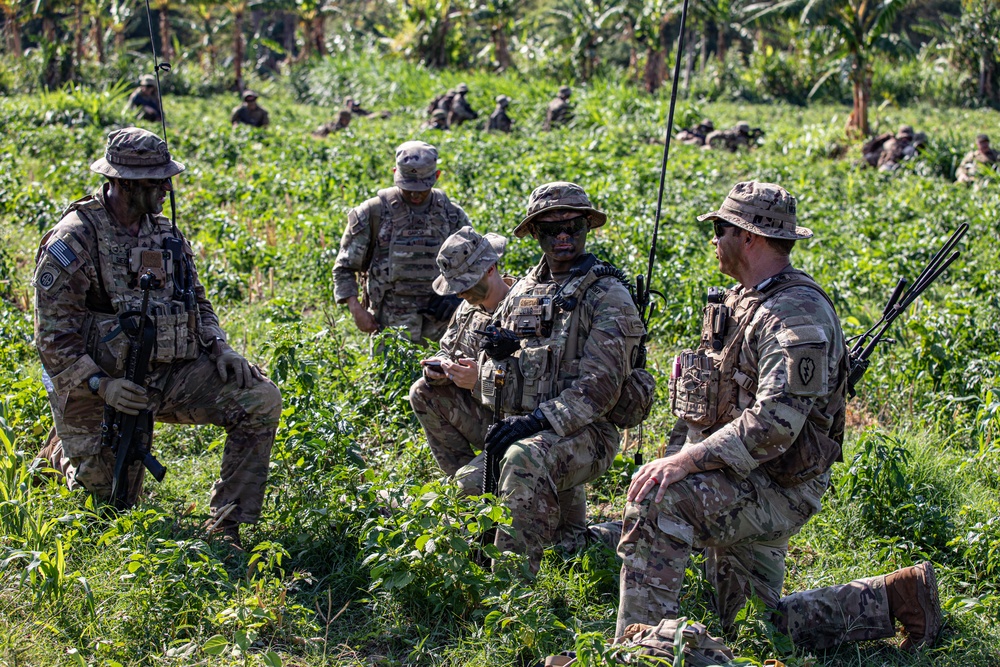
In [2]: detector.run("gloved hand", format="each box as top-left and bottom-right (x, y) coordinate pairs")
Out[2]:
(216, 345), (264, 388)
(418, 294), (462, 322)
(477, 324), (520, 360)
(484, 410), (550, 456)
(99, 378), (148, 416)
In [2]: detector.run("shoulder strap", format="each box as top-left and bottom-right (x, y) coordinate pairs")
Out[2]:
(361, 194), (385, 270)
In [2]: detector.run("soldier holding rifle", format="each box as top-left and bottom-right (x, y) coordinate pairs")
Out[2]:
(34, 128), (280, 548)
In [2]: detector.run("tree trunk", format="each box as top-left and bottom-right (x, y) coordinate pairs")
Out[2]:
(7, 17), (24, 56)
(312, 14), (326, 56)
(716, 23), (726, 61)
(491, 25), (512, 71)
(644, 45), (664, 94)
(159, 5), (174, 62)
(115, 29), (125, 55)
(72, 0), (84, 80)
(848, 59), (871, 136)
(434, 13), (450, 67)
(283, 11), (295, 60)
(234, 9), (244, 92)
(683, 28), (694, 93)
(91, 15), (105, 64)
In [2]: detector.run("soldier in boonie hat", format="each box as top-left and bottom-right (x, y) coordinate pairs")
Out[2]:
(897, 124), (914, 139)
(697, 180), (812, 240)
(231, 90), (270, 127)
(558, 85), (572, 98)
(90, 127), (185, 180)
(394, 141), (440, 190)
(433, 226), (507, 296)
(496, 95), (510, 106)
(513, 181), (607, 238)
(139, 74), (156, 88)
(128, 75), (162, 122)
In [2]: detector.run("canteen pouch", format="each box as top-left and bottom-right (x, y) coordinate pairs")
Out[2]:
(608, 368), (656, 429)
(670, 350), (720, 427)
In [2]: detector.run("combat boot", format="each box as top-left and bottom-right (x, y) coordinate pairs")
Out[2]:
(885, 561), (942, 650)
(202, 517), (243, 551)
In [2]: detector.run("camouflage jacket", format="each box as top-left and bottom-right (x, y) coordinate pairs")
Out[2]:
(480, 255), (646, 436)
(449, 95), (478, 125)
(957, 148), (999, 181)
(679, 269), (846, 483)
(332, 187), (470, 307)
(231, 104), (269, 127)
(544, 98), (571, 130)
(33, 184), (225, 397)
(127, 89), (161, 121)
(488, 108), (512, 133)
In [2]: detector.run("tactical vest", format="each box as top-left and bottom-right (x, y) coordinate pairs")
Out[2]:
(670, 270), (848, 487)
(61, 195), (202, 372)
(480, 257), (650, 426)
(364, 188), (453, 307)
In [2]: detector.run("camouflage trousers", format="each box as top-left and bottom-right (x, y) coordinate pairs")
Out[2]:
(408, 378), (491, 476)
(41, 353), (281, 524)
(455, 420), (619, 572)
(616, 467), (827, 636)
(775, 572), (894, 649)
(375, 293), (449, 344)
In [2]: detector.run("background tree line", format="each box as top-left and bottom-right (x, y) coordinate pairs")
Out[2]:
(1, 0), (998, 134)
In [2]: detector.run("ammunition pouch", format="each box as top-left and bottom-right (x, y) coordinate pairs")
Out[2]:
(670, 350), (721, 427)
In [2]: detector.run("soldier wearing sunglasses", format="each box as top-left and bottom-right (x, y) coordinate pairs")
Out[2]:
(455, 181), (647, 572)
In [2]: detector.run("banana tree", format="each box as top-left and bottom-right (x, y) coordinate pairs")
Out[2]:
(469, 0), (522, 70)
(546, 0), (626, 80)
(0, 0), (29, 55)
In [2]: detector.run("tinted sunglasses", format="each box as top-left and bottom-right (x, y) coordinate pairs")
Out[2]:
(135, 177), (171, 187)
(534, 216), (589, 239)
(713, 220), (736, 238)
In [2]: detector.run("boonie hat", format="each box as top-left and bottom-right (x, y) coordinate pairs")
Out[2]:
(431, 109), (448, 120)
(433, 226), (508, 295)
(496, 95), (510, 106)
(697, 181), (812, 240)
(700, 118), (714, 130)
(139, 74), (156, 87)
(394, 141), (439, 190)
(90, 127), (185, 180)
(242, 90), (258, 101)
(514, 181), (607, 238)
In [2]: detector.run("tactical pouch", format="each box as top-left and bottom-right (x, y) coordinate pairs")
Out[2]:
(608, 368), (656, 429)
(670, 350), (720, 427)
(89, 312), (130, 373)
(387, 230), (441, 295)
(517, 345), (554, 413)
(480, 355), (523, 416)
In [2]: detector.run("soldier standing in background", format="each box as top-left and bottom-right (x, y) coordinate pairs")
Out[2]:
(231, 90), (270, 128)
(333, 141), (470, 344)
(616, 181), (941, 651)
(33, 128), (281, 548)
(543, 86), (573, 131)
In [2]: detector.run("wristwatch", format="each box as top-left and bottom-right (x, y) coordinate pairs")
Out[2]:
(87, 372), (107, 395)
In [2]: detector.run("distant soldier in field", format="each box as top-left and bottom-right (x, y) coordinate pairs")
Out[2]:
(616, 181), (942, 653)
(126, 74), (162, 123)
(957, 134), (998, 183)
(676, 118), (714, 146)
(409, 227), (512, 475)
(876, 125), (917, 171)
(455, 182), (650, 571)
(344, 97), (372, 117)
(428, 89), (456, 119)
(33, 128), (281, 548)
(230, 90), (270, 128)
(704, 121), (763, 152)
(312, 109), (352, 138)
(543, 86), (573, 131)
(425, 109), (450, 131)
(333, 141), (471, 344)
(449, 83), (478, 127)
(487, 95), (513, 133)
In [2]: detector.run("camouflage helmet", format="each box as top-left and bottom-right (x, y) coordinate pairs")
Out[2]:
(496, 94), (510, 106)
(433, 226), (508, 295)
(393, 140), (438, 190)
(897, 124), (914, 139)
(242, 90), (259, 101)
(90, 127), (185, 180)
(455, 83), (469, 94)
(139, 74), (156, 87)
(736, 121), (751, 133)
(697, 181), (812, 240)
(514, 181), (607, 238)
(558, 86), (572, 99)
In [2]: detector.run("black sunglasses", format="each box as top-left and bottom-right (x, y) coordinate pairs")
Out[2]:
(713, 220), (736, 238)
(136, 177), (171, 187)
(534, 216), (589, 239)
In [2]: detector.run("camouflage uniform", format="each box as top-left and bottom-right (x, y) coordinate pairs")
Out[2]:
(956, 134), (998, 183)
(33, 128), (280, 524)
(704, 121), (759, 152)
(676, 119), (714, 146)
(409, 227), (510, 475)
(449, 83), (478, 127)
(312, 110), (352, 138)
(457, 182), (646, 570)
(543, 87), (572, 131)
(488, 95), (513, 133)
(876, 126), (915, 171)
(231, 91), (269, 128)
(333, 141), (471, 343)
(425, 109), (449, 131)
(127, 74), (161, 122)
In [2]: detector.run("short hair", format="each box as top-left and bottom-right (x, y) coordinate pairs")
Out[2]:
(749, 215), (797, 255)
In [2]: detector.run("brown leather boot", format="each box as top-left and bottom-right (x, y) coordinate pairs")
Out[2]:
(885, 561), (942, 650)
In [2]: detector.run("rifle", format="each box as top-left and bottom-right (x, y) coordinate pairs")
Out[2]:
(482, 366), (506, 495)
(846, 223), (968, 397)
(103, 271), (167, 509)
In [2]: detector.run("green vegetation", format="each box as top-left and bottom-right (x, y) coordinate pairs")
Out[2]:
(0, 57), (999, 666)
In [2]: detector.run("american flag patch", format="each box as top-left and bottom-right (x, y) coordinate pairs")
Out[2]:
(47, 238), (77, 268)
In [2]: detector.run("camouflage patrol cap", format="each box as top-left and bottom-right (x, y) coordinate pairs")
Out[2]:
(242, 90), (258, 101)
(139, 74), (156, 87)
(393, 141), (439, 190)
(496, 95), (510, 106)
(514, 181), (607, 238)
(976, 133), (990, 143)
(456, 83), (469, 93)
(558, 86), (572, 98)
(433, 226), (508, 295)
(90, 127), (185, 180)
(697, 181), (812, 240)
(897, 125), (914, 138)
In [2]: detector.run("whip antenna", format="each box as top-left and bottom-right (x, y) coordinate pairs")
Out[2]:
(142, 0), (176, 227)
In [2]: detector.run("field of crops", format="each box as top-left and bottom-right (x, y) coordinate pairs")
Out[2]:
(1, 56), (999, 666)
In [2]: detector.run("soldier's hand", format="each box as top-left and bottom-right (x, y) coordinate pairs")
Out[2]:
(100, 378), (148, 416)
(421, 358), (447, 381)
(627, 453), (694, 503)
(347, 297), (379, 334)
(444, 358), (478, 390)
(477, 325), (520, 360)
(484, 410), (549, 456)
(216, 346), (261, 388)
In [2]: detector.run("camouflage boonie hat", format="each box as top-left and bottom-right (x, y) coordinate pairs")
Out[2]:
(456, 83), (469, 93)
(139, 74), (156, 87)
(394, 141), (439, 190)
(90, 127), (185, 180)
(897, 124), (914, 138)
(242, 90), (258, 101)
(558, 86), (572, 98)
(496, 95), (510, 106)
(433, 226), (507, 295)
(513, 181), (607, 238)
(697, 181), (812, 240)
